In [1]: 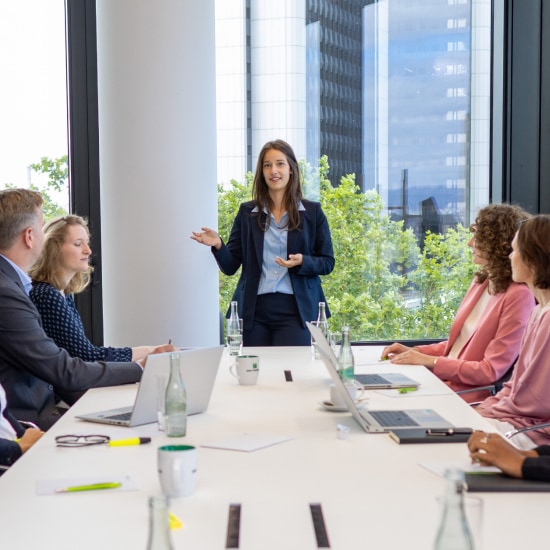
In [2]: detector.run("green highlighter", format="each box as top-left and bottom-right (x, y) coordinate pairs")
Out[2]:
(55, 482), (122, 493)
(398, 387), (418, 394)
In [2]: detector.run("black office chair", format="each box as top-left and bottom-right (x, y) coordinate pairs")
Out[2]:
(455, 358), (517, 405)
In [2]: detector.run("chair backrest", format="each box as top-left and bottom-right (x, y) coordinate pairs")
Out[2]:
(456, 356), (517, 404)
(492, 357), (517, 395)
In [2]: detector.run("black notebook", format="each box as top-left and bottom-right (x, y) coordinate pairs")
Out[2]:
(389, 428), (473, 444)
(464, 472), (550, 492)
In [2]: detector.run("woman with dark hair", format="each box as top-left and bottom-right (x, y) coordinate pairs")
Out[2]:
(468, 431), (550, 481)
(476, 214), (550, 449)
(191, 139), (335, 346)
(29, 215), (174, 362)
(382, 204), (535, 402)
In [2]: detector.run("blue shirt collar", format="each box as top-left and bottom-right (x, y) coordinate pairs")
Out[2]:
(251, 200), (306, 214)
(0, 253), (32, 295)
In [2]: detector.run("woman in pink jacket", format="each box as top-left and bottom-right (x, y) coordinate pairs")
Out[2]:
(382, 204), (535, 403)
(477, 215), (550, 449)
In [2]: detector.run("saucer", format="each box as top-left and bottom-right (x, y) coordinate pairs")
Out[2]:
(320, 400), (367, 413)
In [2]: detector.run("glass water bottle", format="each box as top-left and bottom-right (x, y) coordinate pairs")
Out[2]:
(164, 353), (187, 437)
(227, 300), (242, 356)
(146, 496), (174, 550)
(434, 469), (474, 550)
(312, 301), (329, 358)
(337, 325), (355, 382)
(316, 301), (329, 336)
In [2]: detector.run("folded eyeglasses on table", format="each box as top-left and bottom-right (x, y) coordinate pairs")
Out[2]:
(55, 434), (111, 447)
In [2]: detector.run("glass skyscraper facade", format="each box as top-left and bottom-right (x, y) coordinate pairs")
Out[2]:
(216, 0), (489, 229)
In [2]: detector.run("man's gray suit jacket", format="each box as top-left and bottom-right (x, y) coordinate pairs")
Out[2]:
(0, 256), (142, 429)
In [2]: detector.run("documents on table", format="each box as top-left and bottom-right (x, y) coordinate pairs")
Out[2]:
(419, 461), (500, 478)
(201, 433), (292, 452)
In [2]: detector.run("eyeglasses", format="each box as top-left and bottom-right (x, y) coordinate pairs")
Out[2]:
(55, 434), (110, 447)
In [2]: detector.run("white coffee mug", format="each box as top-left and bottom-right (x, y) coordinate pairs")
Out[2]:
(329, 381), (365, 407)
(230, 355), (260, 385)
(157, 444), (197, 498)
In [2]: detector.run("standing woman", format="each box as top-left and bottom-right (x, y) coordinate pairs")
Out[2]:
(29, 215), (174, 362)
(192, 139), (335, 346)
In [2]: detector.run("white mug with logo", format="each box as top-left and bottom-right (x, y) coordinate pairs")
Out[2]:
(230, 355), (260, 385)
(157, 444), (197, 498)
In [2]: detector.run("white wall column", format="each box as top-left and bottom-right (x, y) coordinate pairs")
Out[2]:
(96, 0), (220, 348)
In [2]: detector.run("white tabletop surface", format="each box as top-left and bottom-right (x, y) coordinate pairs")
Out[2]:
(0, 346), (546, 549)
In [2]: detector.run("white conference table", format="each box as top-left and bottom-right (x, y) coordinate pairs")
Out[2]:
(0, 346), (546, 549)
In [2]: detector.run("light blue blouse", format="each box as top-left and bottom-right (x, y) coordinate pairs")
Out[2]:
(255, 202), (305, 295)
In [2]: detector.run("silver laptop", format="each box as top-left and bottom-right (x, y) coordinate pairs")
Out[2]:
(307, 322), (452, 433)
(76, 346), (223, 427)
(354, 372), (420, 389)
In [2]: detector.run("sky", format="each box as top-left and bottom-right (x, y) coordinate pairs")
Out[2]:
(0, 1), (68, 206)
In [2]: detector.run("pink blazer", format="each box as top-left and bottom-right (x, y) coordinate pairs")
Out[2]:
(416, 279), (535, 402)
(479, 305), (550, 446)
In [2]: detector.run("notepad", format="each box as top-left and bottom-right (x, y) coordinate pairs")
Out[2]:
(389, 428), (473, 444)
(464, 472), (550, 492)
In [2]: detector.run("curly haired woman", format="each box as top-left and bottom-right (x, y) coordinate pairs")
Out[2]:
(382, 204), (535, 402)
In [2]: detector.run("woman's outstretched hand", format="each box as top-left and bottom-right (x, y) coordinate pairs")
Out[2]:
(191, 227), (222, 250)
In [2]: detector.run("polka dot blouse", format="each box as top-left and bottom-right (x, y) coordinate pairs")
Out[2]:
(30, 281), (132, 362)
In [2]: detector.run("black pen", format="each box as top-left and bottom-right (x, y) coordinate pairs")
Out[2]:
(426, 428), (473, 436)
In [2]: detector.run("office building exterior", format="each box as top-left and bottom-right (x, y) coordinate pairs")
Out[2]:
(216, 0), (490, 227)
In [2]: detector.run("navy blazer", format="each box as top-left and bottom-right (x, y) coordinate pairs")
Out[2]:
(0, 256), (143, 430)
(213, 200), (335, 330)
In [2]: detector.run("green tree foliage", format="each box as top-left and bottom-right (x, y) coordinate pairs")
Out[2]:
(29, 155), (69, 220)
(216, 156), (474, 341)
(405, 226), (475, 338)
(3, 155), (69, 221)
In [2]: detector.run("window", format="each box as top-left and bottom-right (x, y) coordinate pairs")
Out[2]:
(215, 0), (491, 341)
(0, 1), (69, 217)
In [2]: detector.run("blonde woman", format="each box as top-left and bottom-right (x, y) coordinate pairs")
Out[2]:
(29, 215), (173, 362)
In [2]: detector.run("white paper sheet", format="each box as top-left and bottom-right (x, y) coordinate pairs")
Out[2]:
(200, 433), (292, 452)
(420, 461), (500, 478)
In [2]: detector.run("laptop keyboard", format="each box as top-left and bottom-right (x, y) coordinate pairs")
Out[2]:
(106, 412), (132, 421)
(355, 374), (389, 385)
(368, 410), (419, 427)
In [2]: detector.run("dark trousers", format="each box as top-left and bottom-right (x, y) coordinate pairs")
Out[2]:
(244, 293), (311, 346)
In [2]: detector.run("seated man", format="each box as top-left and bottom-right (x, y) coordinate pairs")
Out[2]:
(0, 188), (174, 430)
(0, 382), (42, 469)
